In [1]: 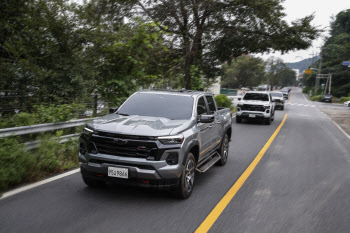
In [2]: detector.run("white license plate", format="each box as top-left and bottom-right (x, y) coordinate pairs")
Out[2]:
(249, 114), (256, 118)
(108, 167), (128, 179)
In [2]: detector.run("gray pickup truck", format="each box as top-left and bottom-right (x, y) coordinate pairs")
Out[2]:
(79, 90), (232, 198)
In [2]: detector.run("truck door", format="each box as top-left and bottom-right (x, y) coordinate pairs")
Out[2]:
(197, 96), (212, 160)
(205, 95), (222, 148)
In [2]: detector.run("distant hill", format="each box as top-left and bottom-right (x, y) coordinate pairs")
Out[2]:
(285, 56), (320, 73)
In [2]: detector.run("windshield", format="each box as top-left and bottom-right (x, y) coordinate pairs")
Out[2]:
(243, 93), (269, 101)
(271, 92), (283, 97)
(117, 93), (194, 120)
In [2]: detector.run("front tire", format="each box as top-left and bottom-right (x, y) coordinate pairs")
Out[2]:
(174, 153), (196, 199)
(236, 117), (242, 123)
(265, 117), (271, 125)
(218, 134), (229, 166)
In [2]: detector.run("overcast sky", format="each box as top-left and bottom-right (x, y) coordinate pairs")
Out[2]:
(258, 0), (350, 63)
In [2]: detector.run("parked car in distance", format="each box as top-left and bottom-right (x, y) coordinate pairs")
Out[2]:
(236, 91), (276, 125)
(322, 93), (333, 103)
(270, 92), (285, 110)
(79, 90), (232, 199)
(344, 100), (350, 107)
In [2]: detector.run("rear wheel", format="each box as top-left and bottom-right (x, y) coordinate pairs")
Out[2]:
(174, 153), (196, 199)
(218, 134), (229, 166)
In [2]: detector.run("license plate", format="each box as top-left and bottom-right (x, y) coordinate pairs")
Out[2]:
(249, 114), (256, 118)
(108, 167), (128, 179)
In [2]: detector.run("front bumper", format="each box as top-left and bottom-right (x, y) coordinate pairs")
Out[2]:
(236, 110), (271, 119)
(79, 150), (183, 188)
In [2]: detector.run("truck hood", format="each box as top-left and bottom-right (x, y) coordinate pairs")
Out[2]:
(238, 100), (270, 105)
(87, 114), (191, 137)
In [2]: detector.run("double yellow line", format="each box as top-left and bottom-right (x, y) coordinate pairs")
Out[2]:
(195, 114), (288, 233)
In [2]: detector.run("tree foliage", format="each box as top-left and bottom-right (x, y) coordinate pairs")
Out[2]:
(130, 0), (319, 89)
(305, 9), (350, 97)
(0, 0), (320, 115)
(222, 56), (266, 88)
(266, 57), (296, 87)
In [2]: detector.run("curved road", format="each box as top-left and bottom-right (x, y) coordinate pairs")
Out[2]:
(1, 88), (350, 233)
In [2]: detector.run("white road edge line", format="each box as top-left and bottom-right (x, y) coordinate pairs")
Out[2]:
(0, 168), (80, 199)
(319, 109), (350, 140)
(330, 119), (350, 140)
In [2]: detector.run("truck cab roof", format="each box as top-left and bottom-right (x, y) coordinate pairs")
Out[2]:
(137, 89), (213, 97)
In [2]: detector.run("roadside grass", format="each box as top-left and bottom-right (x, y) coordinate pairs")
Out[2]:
(0, 131), (79, 194)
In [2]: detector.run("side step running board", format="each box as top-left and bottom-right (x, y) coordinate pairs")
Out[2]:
(196, 152), (221, 173)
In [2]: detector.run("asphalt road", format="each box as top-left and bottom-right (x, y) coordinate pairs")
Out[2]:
(1, 88), (350, 233)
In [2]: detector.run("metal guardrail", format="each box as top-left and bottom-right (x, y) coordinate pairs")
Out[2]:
(0, 118), (97, 149)
(24, 133), (81, 150)
(0, 118), (93, 138)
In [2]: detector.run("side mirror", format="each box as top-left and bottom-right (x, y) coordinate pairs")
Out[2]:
(199, 115), (215, 123)
(238, 98), (241, 101)
(109, 107), (119, 114)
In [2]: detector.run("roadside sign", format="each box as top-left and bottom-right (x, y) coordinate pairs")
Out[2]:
(305, 69), (312, 74)
(342, 61), (350, 66)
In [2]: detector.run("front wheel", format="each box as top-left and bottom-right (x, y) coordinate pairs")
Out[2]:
(218, 134), (229, 166)
(265, 117), (271, 125)
(236, 117), (242, 123)
(174, 153), (196, 199)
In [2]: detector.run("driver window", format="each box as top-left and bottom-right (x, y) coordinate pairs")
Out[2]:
(197, 97), (208, 116)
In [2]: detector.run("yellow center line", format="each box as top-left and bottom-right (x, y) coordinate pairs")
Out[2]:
(195, 114), (288, 233)
(288, 90), (293, 103)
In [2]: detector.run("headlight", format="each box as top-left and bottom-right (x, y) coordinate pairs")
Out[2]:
(158, 134), (184, 144)
(82, 127), (94, 139)
(83, 127), (93, 134)
(264, 105), (270, 109)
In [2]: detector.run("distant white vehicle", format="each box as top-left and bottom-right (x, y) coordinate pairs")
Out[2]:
(344, 100), (350, 108)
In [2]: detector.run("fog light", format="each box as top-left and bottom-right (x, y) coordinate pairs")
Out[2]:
(266, 109), (270, 113)
(79, 143), (86, 155)
(166, 152), (179, 165)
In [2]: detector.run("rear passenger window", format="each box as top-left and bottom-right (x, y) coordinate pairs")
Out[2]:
(197, 97), (208, 115)
(205, 96), (216, 113)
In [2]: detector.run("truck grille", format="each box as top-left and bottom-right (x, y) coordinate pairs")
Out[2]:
(89, 134), (164, 160)
(241, 104), (265, 112)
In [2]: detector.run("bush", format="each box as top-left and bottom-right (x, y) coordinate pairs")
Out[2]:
(0, 103), (86, 129)
(339, 97), (350, 103)
(310, 95), (323, 101)
(0, 132), (79, 193)
(0, 138), (34, 192)
(215, 94), (232, 108)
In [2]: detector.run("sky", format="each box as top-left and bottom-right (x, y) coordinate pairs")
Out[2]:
(258, 0), (350, 63)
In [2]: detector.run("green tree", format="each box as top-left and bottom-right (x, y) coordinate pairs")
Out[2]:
(266, 57), (296, 88)
(130, 0), (319, 89)
(222, 55), (266, 88)
(319, 9), (350, 97)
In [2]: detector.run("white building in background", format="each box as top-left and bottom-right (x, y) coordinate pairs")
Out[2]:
(292, 69), (300, 80)
(208, 76), (221, 96)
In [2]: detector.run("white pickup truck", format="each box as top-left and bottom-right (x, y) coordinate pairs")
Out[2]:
(236, 91), (276, 125)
